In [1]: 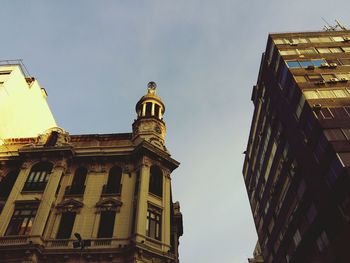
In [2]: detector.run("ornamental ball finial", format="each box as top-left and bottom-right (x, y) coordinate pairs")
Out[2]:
(147, 81), (157, 94)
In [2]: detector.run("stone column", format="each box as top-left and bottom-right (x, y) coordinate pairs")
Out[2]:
(163, 170), (171, 250)
(142, 103), (146, 117)
(0, 162), (29, 236)
(135, 159), (150, 242)
(151, 103), (155, 116)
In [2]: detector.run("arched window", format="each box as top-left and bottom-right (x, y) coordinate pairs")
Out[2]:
(103, 166), (122, 195)
(66, 167), (87, 195)
(0, 170), (19, 199)
(23, 162), (53, 191)
(149, 166), (163, 197)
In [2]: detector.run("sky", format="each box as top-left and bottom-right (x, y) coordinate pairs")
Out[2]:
(2, 1), (350, 262)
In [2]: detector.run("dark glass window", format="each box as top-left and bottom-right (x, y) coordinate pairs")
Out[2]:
(97, 211), (116, 238)
(103, 166), (122, 194)
(286, 61), (300, 68)
(299, 61), (314, 68)
(5, 205), (37, 236)
(66, 167), (87, 195)
(0, 170), (19, 199)
(23, 162), (53, 192)
(327, 157), (343, 184)
(320, 108), (334, 119)
(147, 206), (162, 240)
(56, 212), (76, 239)
(312, 59), (327, 67)
(149, 166), (163, 197)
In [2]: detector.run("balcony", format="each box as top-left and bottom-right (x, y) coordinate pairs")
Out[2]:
(64, 185), (86, 196)
(0, 235), (43, 246)
(101, 184), (122, 196)
(45, 238), (129, 249)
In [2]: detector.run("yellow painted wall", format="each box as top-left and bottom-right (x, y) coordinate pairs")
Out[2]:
(0, 65), (56, 144)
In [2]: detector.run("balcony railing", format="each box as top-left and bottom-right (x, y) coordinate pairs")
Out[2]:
(0, 235), (43, 246)
(101, 184), (122, 195)
(45, 238), (129, 249)
(64, 185), (86, 196)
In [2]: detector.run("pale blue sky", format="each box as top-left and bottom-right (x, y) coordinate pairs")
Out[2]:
(2, 1), (350, 262)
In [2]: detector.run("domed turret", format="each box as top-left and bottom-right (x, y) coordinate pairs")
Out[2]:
(135, 81), (165, 120)
(132, 82), (167, 150)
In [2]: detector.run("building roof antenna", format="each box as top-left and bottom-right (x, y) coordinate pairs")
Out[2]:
(335, 19), (347, 30)
(322, 17), (335, 31)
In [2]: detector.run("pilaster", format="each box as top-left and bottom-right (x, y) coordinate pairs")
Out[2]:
(135, 159), (150, 242)
(31, 159), (67, 236)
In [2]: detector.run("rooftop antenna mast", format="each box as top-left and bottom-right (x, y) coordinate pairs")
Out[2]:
(322, 18), (348, 31)
(322, 17), (335, 31)
(335, 19), (347, 30)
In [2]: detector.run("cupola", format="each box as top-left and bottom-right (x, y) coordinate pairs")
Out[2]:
(135, 81), (165, 120)
(132, 82), (167, 150)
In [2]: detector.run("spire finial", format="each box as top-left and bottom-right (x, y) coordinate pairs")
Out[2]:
(147, 81), (157, 94)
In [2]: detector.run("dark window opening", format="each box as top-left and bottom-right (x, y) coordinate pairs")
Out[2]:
(154, 104), (160, 118)
(5, 206), (38, 236)
(22, 162), (53, 192)
(0, 170), (19, 199)
(147, 206), (162, 240)
(44, 131), (58, 147)
(97, 211), (116, 238)
(103, 166), (122, 194)
(65, 167), (87, 195)
(145, 102), (152, 117)
(56, 212), (76, 239)
(149, 166), (163, 198)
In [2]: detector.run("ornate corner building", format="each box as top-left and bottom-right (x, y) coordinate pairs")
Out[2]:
(243, 30), (350, 263)
(0, 63), (183, 263)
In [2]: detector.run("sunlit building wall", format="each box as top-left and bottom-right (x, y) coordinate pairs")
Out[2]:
(0, 78), (183, 263)
(0, 63), (56, 144)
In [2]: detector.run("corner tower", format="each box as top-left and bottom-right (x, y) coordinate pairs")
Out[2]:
(132, 81), (166, 149)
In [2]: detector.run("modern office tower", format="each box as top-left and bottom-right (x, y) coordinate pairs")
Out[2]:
(243, 30), (350, 263)
(0, 66), (183, 263)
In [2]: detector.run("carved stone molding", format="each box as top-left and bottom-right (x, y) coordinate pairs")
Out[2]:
(96, 198), (123, 213)
(56, 199), (84, 213)
(54, 159), (68, 170)
(141, 157), (152, 167)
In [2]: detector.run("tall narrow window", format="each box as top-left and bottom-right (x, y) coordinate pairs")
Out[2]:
(66, 167), (87, 195)
(147, 205), (162, 240)
(103, 166), (122, 194)
(56, 212), (76, 239)
(0, 170), (19, 199)
(97, 211), (116, 238)
(5, 204), (38, 236)
(149, 166), (163, 198)
(23, 162), (53, 192)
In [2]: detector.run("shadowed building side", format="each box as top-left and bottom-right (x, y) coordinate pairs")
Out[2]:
(243, 30), (350, 263)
